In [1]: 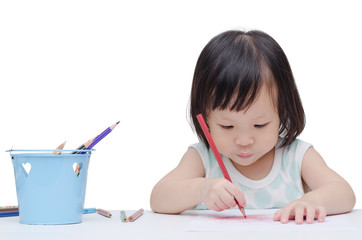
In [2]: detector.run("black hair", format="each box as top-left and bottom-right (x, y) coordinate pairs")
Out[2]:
(190, 30), (305, 148)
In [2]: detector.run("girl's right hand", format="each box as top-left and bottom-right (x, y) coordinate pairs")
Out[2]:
(201, 178), (246, 211)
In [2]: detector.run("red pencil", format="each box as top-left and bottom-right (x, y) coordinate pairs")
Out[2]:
(196, 114), (246, 218)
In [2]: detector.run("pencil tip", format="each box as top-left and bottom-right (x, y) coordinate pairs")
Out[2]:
(116, 121), (120, 124)
(53, 141), (67, 155)
(58, 141), (67, 148)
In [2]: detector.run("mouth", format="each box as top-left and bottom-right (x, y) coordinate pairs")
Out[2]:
(237, 153), (253, 159)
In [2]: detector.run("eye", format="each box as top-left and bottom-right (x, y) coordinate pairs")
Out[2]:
(254, 123), (269, 128)
(220, 125), (234, 129)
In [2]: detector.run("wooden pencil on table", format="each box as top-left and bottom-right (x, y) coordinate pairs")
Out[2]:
(128, 208), (144, 222)
(120, 210), (128, 222)
(0, 206), (18, 212)
(97, 208), (112, 218)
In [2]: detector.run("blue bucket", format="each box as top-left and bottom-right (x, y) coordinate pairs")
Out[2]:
(8, 149), (93, 225)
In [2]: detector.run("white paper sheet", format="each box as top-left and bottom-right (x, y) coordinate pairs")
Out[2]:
(186, 209), (356, 232)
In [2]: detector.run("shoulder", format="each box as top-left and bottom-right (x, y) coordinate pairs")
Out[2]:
(189, 142), (208, 156)
(188, 142), (210, 165)
(301, 146), (327, 171)
(165, 143), (206, 180)
(278, 138), (312, 161)
(280, 138), (312, 154)
(275, 138), (313, 176)
(189, 142), (218, 171)
(181, 143), (205, 166)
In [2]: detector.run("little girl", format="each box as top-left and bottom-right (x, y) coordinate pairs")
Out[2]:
(150, 30), (355, 224)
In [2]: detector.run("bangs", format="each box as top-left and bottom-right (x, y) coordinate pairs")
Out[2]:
(206, 35), (274, 112)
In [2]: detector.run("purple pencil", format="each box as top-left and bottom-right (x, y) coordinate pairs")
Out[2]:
(77, 121), (119, 154)
(86, 121), (119, 149)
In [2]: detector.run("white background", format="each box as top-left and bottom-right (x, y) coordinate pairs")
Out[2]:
(0, 0), (361, 211)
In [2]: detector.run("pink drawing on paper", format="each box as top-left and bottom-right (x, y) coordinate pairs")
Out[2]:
(212, 214), (273, 224)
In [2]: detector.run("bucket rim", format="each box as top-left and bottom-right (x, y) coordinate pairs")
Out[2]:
(6, 149), (95, 153)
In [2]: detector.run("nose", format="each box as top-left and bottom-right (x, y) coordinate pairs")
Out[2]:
(234, 132), (254, 147)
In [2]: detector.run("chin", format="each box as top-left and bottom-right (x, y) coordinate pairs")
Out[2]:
(231, 158), (257, 167)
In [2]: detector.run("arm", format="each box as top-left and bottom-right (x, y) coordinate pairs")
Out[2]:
(274, 147), (356, 224)
(150, 147), (245, 214)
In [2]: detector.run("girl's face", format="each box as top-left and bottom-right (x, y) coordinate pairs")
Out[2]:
(207, 86), (280, 168)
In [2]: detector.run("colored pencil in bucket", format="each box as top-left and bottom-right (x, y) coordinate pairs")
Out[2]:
(73, 121), (120, 154)
(52, 141), (67, 155)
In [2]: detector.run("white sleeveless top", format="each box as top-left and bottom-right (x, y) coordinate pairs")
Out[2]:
(190, 138), (312, 209)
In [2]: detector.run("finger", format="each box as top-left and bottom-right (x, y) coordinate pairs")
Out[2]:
(294, 206), (305, 224)
(212, 191), (231, 211)
(205, 193), (224, 212)
(219, 191), (236, 208)
(273, 209), (282, 221)
(306, 206), (315, 224)
(225, 183), (246, 207)
(316, 206), (327, 223)
(280, 207), (293, 224)
(214, 199), (229, 211)
(209, 202), (223, 212)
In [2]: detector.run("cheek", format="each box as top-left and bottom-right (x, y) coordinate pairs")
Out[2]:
(211, 129), (231, 151)
(262, 125), (280, 146)
(254, 120), (279, 138)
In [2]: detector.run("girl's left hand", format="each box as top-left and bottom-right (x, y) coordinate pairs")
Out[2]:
(273, 199), (327, 224)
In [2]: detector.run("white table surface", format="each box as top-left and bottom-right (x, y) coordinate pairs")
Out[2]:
(1, 209), (361, 240)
